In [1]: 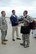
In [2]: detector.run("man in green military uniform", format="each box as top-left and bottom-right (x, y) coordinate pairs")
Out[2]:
(0, 11), (8, 45)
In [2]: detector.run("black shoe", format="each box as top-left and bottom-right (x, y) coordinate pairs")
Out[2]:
(20, 43), (25, 46)
(3, 39), (8, 41)
(16, 38), (21, 40)
(12, 39), (15, 41)
(34, 37), (36, 38)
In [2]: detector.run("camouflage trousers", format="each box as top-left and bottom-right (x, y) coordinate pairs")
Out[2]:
(22, 34), (30, 46)
(1, 30), (7, 41)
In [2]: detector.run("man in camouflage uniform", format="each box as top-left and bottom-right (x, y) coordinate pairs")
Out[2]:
(0, 11), (8, 45)
(20, 10), (33, 48)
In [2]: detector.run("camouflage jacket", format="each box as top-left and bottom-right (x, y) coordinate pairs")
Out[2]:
(0, 16), (8, 31)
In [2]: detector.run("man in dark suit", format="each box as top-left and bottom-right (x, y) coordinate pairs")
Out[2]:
(10, 10), (21, 41)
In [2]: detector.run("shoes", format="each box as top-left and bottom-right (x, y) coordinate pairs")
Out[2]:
(26, 44), (29, 47)
(34, 37), (36, 38)
(20, 43), (29, 48)
(20, 43), (25, 46)
(16, 38), (21, 40)
(12, 39), (15, 41)
(3, 39), (8, 41)
(1, 41), (6, 45)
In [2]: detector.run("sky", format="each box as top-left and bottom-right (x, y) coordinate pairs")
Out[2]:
(0, 0), (36, 18)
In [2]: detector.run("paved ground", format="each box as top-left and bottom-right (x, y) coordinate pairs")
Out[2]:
(0, 18), (36, 54)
